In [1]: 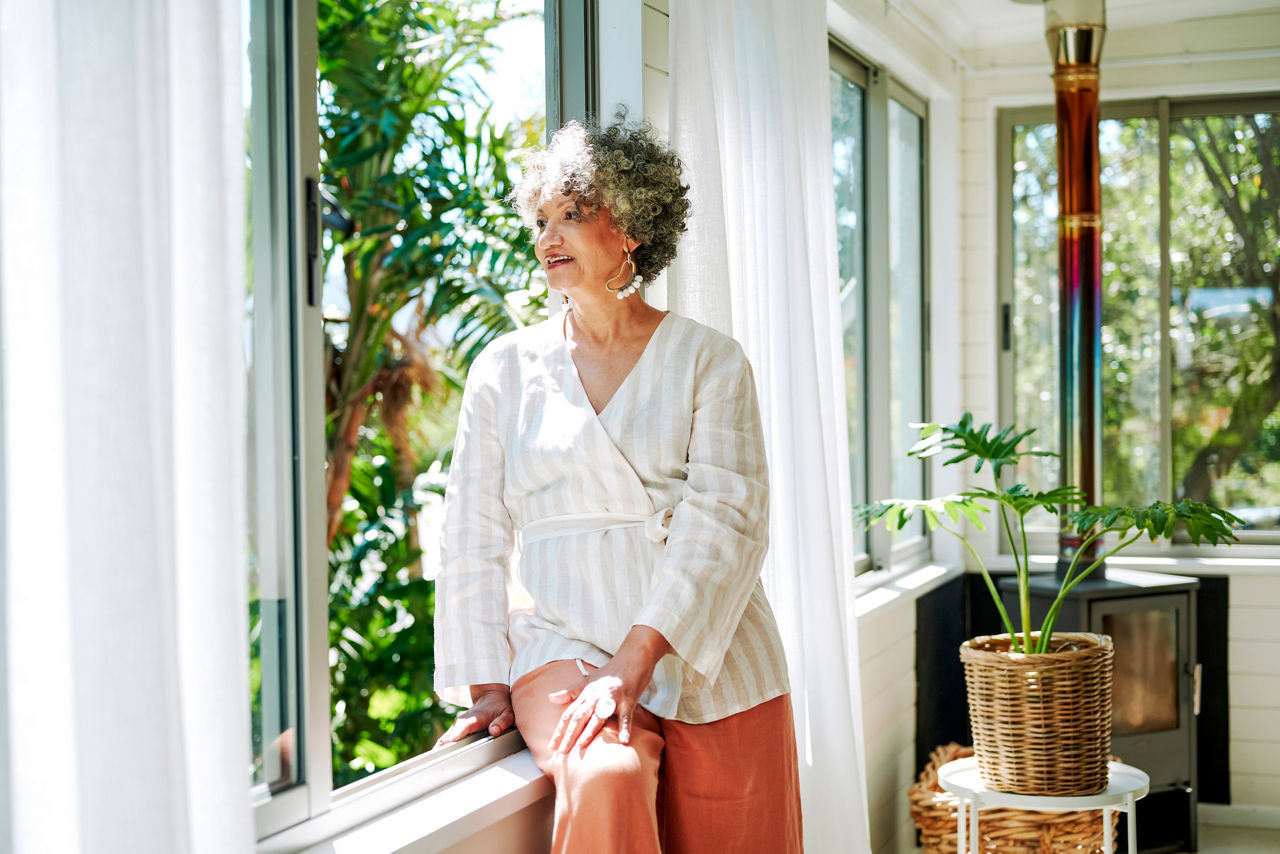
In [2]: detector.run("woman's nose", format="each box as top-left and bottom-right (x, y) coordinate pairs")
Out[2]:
(538, 220), (560, 249)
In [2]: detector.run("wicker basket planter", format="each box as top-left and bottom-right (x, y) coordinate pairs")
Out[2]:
(960, 632), (1114, 796)
(910, 743), (1120, 854)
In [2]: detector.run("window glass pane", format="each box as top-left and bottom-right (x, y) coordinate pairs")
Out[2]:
(1012, 117), (1162, 515)
(1011, 122), (1060, 501)
(830, 67), (866, 556)
(246, 0), (299, 795)
(1100, 118), (1161, 506)
(318, 0), (547, 787)
(1170, 112), (1280, 528)
(1103, 609), (1178, 735)
(889, 99), (924, 535)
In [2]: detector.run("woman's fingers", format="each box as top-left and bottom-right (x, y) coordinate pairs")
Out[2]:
(554, 693), (627, 753)
(546, 677), (584, 748)
(434, 712), (483, 748)
(546, 668), (633, 754)
(487, 702), (515, 736)
(547, 688), (576, 704)
(550, 699), (593, 753)
(575, 703), (609, 750)
(435, 688), (513, 748)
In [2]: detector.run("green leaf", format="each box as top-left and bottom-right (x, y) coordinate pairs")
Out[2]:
(957, 500), (988, 530)
(907, 413), (1058, 478)
(354, 738), (398, 768)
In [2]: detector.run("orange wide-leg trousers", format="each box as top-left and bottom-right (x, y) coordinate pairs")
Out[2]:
(512, 659), (803, 854)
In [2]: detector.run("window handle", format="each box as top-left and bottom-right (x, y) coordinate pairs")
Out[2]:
(1192, 662), (1202, 716)
(305, 177), (320, 307)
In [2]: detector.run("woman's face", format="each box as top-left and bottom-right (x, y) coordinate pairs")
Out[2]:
(533, 191), (631, 295)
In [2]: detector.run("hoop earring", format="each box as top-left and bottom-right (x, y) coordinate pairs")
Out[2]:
(603, 248), (639, 299)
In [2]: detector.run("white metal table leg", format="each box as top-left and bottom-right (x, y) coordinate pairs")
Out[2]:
(1103, 807), (1113, 854)
(956, 796), (968, 854)
(1125, 794), (1137, 854)
(970, 796), (980, 854)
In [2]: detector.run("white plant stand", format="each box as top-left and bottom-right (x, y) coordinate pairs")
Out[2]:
(938, 757), (1151, 854)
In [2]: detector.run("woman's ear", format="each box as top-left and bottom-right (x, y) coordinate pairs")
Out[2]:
(625, 237), (641, 253)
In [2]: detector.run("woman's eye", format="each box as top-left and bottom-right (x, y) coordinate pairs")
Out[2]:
(535, 219), (547, 229)
(565, 209), (580, 221)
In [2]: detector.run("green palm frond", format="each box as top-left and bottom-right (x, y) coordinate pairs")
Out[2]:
(909, 413), (1056, 479)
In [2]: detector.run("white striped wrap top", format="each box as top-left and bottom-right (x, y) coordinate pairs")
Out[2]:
(433, 312), (790, 723)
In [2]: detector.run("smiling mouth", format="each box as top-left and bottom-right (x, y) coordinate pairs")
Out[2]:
(544, 254), (573, 268)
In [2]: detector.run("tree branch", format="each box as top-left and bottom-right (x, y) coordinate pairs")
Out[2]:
(1177, 118), (1270, 287)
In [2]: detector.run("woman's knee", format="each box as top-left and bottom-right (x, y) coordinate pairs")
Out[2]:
(553, 738), (658, 800)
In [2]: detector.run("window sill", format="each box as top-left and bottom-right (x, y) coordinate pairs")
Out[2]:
(257, 732), (552, 854)
(852, 561), (964, 618)
(986, 551), (1280, 577)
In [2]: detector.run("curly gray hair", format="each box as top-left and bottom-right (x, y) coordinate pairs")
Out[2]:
(511, 110), (691, 287)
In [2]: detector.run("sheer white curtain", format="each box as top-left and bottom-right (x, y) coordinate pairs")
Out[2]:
(668, 0), (871, 850)
(0, 0), (253, 851)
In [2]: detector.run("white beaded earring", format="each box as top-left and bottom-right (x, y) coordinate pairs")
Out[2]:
(603, 248), (639, 299)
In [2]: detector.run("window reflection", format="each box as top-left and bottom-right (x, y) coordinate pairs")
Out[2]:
(1105, 610), (1178, 735)
(246, 0), (299, 795)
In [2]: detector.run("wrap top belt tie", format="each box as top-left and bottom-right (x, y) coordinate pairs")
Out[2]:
(521, 508), (673, 547)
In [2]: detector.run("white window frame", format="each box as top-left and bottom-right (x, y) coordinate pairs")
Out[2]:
(996, 91), (1280, 561)
(829, 38), (933, 581)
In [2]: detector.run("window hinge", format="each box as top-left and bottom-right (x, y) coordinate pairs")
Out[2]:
(1001, 302), (1011, 351)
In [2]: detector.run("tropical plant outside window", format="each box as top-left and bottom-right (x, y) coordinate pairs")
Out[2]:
(1009, 102), (1280, 531)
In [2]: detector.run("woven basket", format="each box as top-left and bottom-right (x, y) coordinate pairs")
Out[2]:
(910, 743), (1121, 854)
(960, 632), (1113, 796)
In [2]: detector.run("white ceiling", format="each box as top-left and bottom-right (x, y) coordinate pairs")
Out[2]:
(923, 0), (1280, 49)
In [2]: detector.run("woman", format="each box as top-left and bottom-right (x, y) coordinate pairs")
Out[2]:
(433, 114), (802, 853)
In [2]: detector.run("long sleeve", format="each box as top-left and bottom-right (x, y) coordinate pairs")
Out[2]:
(431, 315), (787, 724)
(433, 346), (514, 705)
(633, 340), (770, 686)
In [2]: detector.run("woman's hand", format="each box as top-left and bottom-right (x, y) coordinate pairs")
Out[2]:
(434, 684), (514, 748)
(547, 626), (671, 753)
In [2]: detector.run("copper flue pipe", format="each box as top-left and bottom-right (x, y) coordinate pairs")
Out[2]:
(1046, 2), (1106, 575)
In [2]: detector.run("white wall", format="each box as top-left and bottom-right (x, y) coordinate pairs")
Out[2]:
(641, 0), (669, 140)
(1226, 571), (1280, 817)
(857, 594), (920, 854)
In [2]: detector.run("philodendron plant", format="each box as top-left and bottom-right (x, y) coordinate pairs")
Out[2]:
(854, 414), (1244, 655)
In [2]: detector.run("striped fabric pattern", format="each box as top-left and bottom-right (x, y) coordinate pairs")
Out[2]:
(434, 312), (790, 723)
